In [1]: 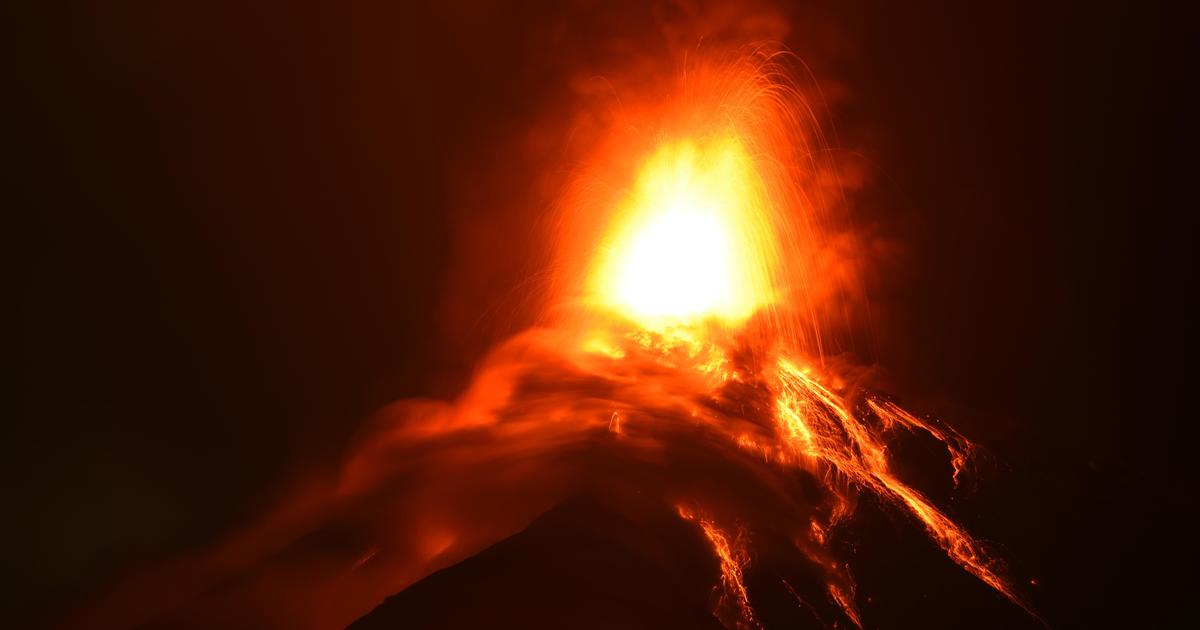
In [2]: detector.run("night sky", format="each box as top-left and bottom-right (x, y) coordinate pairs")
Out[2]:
(11, 1), (1194, 627)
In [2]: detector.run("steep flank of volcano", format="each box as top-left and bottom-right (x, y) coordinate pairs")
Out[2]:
(351, 491), (725, 629)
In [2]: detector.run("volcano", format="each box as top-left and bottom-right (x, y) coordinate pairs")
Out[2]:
(51, 32), (1046, 630)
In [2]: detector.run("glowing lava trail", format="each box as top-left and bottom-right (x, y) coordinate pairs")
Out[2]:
(679, 506), (761, 630)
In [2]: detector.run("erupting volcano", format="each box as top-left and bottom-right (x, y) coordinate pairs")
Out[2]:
(67, 42), (1040, 630)
(344, 49), (1037, 628)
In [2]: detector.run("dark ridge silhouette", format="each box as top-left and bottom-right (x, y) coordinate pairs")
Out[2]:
(350, 491), (726, 629)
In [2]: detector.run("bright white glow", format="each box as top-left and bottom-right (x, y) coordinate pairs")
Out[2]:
(613, 203), (734, 319)
(589, 138), (778, 326)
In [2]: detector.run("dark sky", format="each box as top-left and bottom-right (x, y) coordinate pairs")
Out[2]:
(10, 1), (1194, 626)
